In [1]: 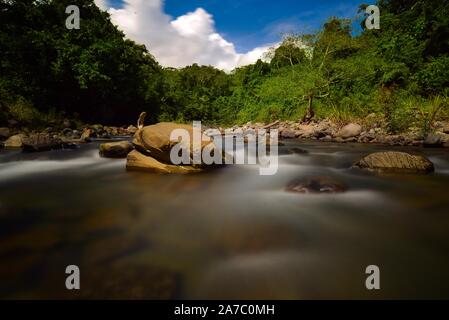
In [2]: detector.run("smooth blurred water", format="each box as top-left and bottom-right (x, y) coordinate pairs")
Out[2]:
(0, 140), (449, 299)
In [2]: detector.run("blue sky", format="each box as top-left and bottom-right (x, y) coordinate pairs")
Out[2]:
(107, 0), (363, 52)
(99, 0), (365, 69)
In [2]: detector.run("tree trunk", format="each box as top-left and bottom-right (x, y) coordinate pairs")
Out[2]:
(302, 95), (315, 124)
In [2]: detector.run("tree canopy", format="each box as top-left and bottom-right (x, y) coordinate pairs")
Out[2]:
(0, 0), (448, 131)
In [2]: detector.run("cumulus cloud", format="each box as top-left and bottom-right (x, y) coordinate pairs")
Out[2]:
(94, 0), (274, 71)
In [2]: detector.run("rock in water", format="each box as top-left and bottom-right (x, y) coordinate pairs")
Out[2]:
(286, 176), (347, 194)
(288, 147), (309, 155)
(4, 134), (26, 148)
(133, 122), (215, 165)
(126, 150), (204, 174)
(99, 141), (134, 158)
(353, 151), (434, 174)
(423, 134), (442, 148)
(280, 129), (297, 139)
(22, 133), (63, 152)
(127, 125), (138, 135)
(337, 123), (362, 139)
(80, 128), (93, 143)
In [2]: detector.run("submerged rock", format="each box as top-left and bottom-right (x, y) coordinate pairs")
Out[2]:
(126, 150), (204, 174)
(353, 151), (434, 174)
(22, 133), (63, 152)
(286, 176), (347, 194)
(99, 141), (134, 158)
(288, 147), (309, 155)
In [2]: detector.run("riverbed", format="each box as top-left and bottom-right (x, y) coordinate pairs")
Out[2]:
(0, 139), (449, 299)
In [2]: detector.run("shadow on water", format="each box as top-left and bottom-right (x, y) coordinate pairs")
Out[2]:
(0, 140), (449, 299)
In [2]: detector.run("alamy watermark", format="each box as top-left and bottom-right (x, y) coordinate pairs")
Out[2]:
(65, 5), (80, 30)
(169, 121), (279, 176)
(365, 5), (380, 30)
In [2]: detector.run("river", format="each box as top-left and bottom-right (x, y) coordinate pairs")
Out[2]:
(0, 139), (449, 299)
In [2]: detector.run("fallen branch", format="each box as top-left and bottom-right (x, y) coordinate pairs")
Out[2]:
(261, 120), (280, 130)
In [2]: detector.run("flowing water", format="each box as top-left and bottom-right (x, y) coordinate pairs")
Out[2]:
(0, 139), (449, 299)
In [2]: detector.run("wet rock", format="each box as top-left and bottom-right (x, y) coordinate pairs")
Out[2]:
(295, 124), (316, 138)
(353, 151), (434, 174)
(133, 122), (215, 165)
(4, 134), (26, 148)
(127, 125), (138, 135)
(337, 123), (362, 139)
(345, 137), (358, 143)
(288, 147), (309, 155)
(423, 134), (443, 148)
(286, 176), (347, 194)
(80, 128), (93, 143)
(61, 128), (73, 137)
(280, 128), (297, 139)
(0, 127), (10, 139)
(126, 150), (204, 174)
(22, 133), (63, 152)
(100, 141), (134, 158)
(320, 135), (333, 142)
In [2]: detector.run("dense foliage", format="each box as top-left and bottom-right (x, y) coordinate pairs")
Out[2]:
(1, 0), (448, 133)
(0, 0), (163, 125)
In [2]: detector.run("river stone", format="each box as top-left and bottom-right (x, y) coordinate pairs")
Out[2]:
(99, 141), (134, 158)
(4, 134), (26, 148)
(280, 128), (297, 139)
(80, 128), (93, 143)
(127, 125), (138, 135)
(133, 122), (215, 165)
(22, 133), (63, 152)
(286, 176), (347, 194)
(423, 134), (442, 148)
(126, 150), (204, 174)
(353, 151), (434, 174)
(337, 123), (362, 139)
(288, 147), (309, 155)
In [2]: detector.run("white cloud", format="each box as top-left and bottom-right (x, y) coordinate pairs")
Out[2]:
(94, 0), (274, 71)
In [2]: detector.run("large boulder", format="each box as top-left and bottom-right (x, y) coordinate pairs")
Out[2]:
(286, 176), (347, 194)
(133, 122), (215, 165)
(22, 133), (63, 152)
(337, 123), (362, 139)
(126, 150), (203, 174)
(353, 151), (434, 174)
(99, 141), (134, 158)
(4, 134), (26, 148)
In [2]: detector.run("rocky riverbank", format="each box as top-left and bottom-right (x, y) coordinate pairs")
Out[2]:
(222, 118), (449, 148)
(0, 122), (138, 151)
(2, 117), (449, 153)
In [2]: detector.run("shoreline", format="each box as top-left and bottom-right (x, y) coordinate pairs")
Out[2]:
(1, 118), (449, 151)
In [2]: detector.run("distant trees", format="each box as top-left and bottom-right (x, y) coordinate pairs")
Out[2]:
(0, 0), (447, 129)
(0, 0), (163, 125)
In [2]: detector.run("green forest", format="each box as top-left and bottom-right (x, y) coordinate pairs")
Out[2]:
(1, 0), (448, 135)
